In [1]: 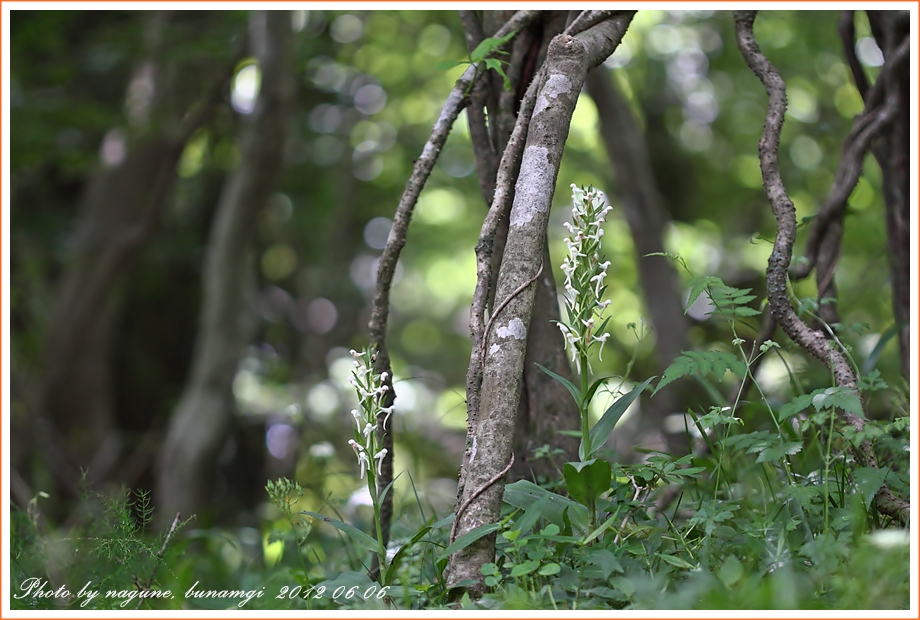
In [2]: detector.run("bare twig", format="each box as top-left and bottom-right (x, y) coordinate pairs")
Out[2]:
(135, 512), (183, 609)
(733, 10), (908, 525)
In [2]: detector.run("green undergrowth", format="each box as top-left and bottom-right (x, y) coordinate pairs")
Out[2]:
(10, 274), (909, 610)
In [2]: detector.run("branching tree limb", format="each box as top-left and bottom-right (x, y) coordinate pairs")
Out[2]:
(448, 12), (635, 595)
(733, 10), (908, 525)
(367, 10), (539, 576)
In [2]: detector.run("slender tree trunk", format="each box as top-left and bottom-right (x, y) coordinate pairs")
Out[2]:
(866, 11), (910, 378)
(33, 12), (222, 505)
(448, 14), (634, 595)
(156, 10), (294, 527)
(461, 10), (579, 483)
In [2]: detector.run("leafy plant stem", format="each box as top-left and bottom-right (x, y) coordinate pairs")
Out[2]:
(367, 470), (388, 584)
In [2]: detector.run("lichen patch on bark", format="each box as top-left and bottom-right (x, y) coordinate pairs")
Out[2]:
(510, 146), (553, 227)
(496, 317), (526, 340)
(533, 74), (572, 117)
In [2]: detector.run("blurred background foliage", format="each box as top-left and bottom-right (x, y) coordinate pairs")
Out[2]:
(10, 8), (904, 576)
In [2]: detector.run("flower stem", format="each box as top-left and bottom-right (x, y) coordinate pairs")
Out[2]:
(578, 352), (597, 528)
(367, 472), (388, 583)
(580, 352), (591, 459)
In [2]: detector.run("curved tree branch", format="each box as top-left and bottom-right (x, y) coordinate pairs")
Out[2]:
(733, 10), (908, 525)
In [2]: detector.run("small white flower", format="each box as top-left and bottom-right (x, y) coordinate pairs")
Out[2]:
(373, 449), (388, 476)
(592, 333), (610, 360)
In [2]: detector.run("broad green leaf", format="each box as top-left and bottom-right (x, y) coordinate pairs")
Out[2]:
(301, 511), (378, 553)
(685, 275), (722, 313)
(436, 522), (502, 562)
(482, 58), (511, 90)
(718, 554), (744, 587)
(510, 559), (539, 577)
(780, 387), (863, 421)
(504, 479), (588, 533)
(586, 377), (654, 459)
(539, 562), (561, 576)
(512, 494), (549, 536)
(535, 362), (582, 407)
(755, 441), (802, 463)
(852, 466), (890, 505)
(564, 459), (611, 505)
(586, 548), (623, 579)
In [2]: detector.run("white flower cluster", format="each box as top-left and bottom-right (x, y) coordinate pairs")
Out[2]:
(347, 348), (393, 480)
(557, 185), (614, 373)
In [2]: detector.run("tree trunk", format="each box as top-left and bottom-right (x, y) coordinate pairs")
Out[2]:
(447, 14), (634, 595)
(156, 10), (294, 527)
(461, 10), (579, 482)
(866, 11), (910, 378)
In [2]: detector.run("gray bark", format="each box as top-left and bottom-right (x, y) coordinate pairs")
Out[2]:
(447, 13), (634, 594)
(156, 11), (294, 526)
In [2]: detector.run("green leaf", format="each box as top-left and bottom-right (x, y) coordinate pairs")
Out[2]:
(436, 522), (502, 562)
(586, 378), (654, 459)
(863, 321), (907, 374)
(481, 562), (499, 576)
(586, 548), (623, 579)
(582, 511), (619, 546)
(510, 559), (540, 577)
(654, 351), (745, 395)
(779, 392), (815, 422)
(538, 562), (561, 576)
(535, 363), (582, 408)
(718, 554), (744, 587)
(685, 276), (722, 313)
(657, 552), (697, 570)
(482, 58), (511, 90)
(511, 494), (549, 537)
(564, 459), (612, 506)
(301, 511), (378, 553)
(384, 524), (431, 584)
(470, 30), (516, 62)
(504, 480), (588, 533)
(852, 466), (889, 506)
(755, 441), (803, 463)
(433, 59), (468, 71)
(585, 376), (610, 405)
(780, 387), (863, 421)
